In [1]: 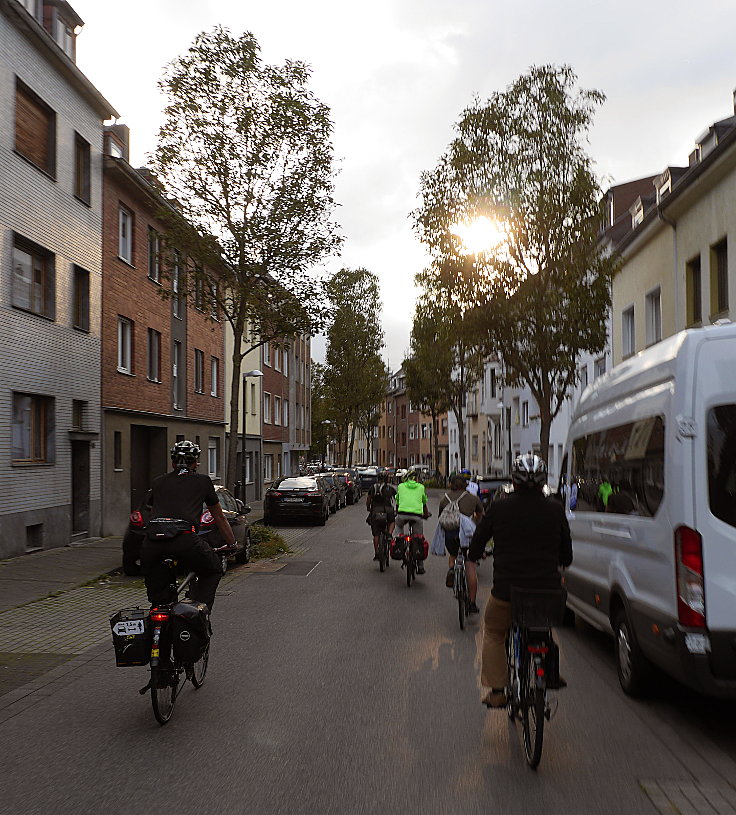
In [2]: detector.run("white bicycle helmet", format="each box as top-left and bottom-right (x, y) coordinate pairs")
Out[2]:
(170, 440), (201, 467)
(511, 453), (547, 488)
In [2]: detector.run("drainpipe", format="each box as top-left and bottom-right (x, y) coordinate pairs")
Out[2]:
(658, 207), (679, 330)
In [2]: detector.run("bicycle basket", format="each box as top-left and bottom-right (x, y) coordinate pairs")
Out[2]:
(510, 588), (567, 628)
(110, 608), (152, 667)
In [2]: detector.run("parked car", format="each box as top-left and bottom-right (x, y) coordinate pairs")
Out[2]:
(333, 469), (362, 504)
(474, 475), (513, 509)
(122, 485), (252, 575)
(357, 467), (379, 490)
(263, 476), (331, 525)
(318, 473), (346, 510)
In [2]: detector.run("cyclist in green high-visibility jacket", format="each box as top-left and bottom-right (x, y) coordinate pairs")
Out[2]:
(395, 471), (429, 573)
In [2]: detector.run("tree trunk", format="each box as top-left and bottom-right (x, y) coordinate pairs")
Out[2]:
(453, 404), (466, 472)
(225, 313), (246, 492)
(431, 410), (440, 477)
(538, 402), (552, 470)
(348, 424), (357, 467)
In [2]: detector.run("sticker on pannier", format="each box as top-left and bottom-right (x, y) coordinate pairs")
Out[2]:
(110, 608), (152, 667)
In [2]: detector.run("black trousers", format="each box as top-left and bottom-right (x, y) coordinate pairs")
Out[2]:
(141, 533), (222, 612)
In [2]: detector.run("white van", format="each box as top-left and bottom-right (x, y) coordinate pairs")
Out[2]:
(561, 323), (736, 698)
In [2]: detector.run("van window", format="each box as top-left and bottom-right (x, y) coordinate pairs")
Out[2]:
(571, 416), (665, 516)
(707, 405), (736, 528)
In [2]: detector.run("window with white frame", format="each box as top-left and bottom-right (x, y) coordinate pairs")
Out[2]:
(172, 341), (182, 409)
(283, 400), (289, 427)
(194, 349), (204, 393)
(172, 252), (182, 318)
(282, 351), (288, 377)
(522, 401), (529, 426)
(250, 383), (256, 415)
(594, 356), (606, 378)
(208, 437), (219, 478)
(210, 357), (219, 396)
(274, 395), (281, 425)
(579, 364), (589, 390)
(622, 306), (635, 358)
(117, 317), (132, 373)
(263, 392), (271, 423)
(263, 341), (271, 366)
(409, 425), (415, 440)
(274, 347), (281, 372)
(645, 287), (662, 346)
(147, 328), (161, 381)
(264, 454), (273, 481)
(147, 228), (160, 283)
(118, 205), (133, 263)
(245, 452), (253, 483)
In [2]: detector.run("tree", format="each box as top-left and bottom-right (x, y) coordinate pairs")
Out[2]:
(414, 65), (616, 466)
(404, 296), (484, 472)
(323, 268), (387, 466)
(151, 27), (342, 489)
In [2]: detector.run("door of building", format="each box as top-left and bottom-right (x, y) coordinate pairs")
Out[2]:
(71, 441), (90, 534)
(130, 425), (168, 511)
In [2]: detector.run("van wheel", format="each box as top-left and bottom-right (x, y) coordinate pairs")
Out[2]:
(614, 608), (651, 697)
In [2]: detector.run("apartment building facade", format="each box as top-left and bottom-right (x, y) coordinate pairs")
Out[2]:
(0, 0), (118, 556)
(101, 127), (226, 535)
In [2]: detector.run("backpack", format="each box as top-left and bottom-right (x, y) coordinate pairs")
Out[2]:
(438, 493), (462, 531)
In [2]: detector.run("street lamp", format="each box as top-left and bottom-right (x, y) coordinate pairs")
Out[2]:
(242, 369), (263, 500)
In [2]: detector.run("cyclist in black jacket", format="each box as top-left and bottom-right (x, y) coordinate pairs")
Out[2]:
(468, 454), (572, 708)
(141, 440), (235, 613)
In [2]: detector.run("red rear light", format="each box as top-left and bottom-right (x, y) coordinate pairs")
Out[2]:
(201, 510), (214, 525)
(675, 526), (706, 628)
(150, 609), (169, 622)
(270, 491), (282, 497)
(130, 510), (144, 527)
(306, 491), (321, 496)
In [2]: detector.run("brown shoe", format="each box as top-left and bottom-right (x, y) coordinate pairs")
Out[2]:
(482, 688), (507, 708)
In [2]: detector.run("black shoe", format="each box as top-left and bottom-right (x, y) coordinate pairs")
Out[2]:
(373, 553), (379, 561)
(548, 675), (567, 690)
(468, 602), (480, 614)
(445, 568), (454, 588)
(416, 563), (425, 574)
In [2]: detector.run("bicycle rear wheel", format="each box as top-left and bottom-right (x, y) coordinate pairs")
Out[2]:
(190, 642), (210, 688)
(521, 654), (546, 768)
(457, 571), (466, 630)
(379, 532), (386, 572)
(406, 555), (414, 587)
(151, 667), (178, 725)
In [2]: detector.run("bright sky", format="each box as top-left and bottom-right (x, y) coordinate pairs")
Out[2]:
(71, 0), (736, 370)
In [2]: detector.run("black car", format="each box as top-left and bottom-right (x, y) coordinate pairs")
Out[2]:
(122, 485), (252, 575)
(316, 474), (343, 512)
(357, 467), (379, 491)
(334, 469), (362, 504)
(263, 476), (330, 525)
(474, 475), (513, 509)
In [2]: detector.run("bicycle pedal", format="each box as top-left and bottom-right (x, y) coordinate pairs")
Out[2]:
(139, 682), (151, 695)
(546, 697), (559, 720)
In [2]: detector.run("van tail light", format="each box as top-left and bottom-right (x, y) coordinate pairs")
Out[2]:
(675, 526), (706, 628)
(306, 491), (321, 496)
(150, 609), (169, 623)
(130, 510), (144, 528)
(270, 491), (282, 498)
(200, 510), (214, 526)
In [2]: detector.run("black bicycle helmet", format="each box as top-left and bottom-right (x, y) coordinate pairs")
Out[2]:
(170, 440), (201, 468)
(511, 453), (547, 488)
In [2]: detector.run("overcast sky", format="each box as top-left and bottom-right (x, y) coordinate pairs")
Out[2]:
(71, 0), (736, 369)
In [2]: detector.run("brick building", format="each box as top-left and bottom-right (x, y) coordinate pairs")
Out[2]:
(0, 0), (117, 556)
(101, 126), (226, 535)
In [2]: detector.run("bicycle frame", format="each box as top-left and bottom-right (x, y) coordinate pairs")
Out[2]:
(454, 547), (470, 629)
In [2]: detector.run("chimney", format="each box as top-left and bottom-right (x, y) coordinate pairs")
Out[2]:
(104, 123), (130, 162)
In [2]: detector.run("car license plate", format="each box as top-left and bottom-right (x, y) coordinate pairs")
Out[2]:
(113, 619), (145, 636)
(284, 497), (303, 502)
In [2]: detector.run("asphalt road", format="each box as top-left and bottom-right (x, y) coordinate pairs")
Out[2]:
(2, 499), (735, 815)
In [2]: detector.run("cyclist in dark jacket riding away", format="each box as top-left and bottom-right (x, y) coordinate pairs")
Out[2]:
(366, 472), (397, 560)
(468, 454), (572, 708)
(142, 440), (235, 613)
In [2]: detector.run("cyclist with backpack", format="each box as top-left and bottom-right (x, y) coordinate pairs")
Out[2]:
(438, 474), (484, 613)
(366, 472), (397, 561)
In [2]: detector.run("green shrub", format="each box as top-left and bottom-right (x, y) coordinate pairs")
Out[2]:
(422, 477), (446, 489)
(250, 525), (290, 560)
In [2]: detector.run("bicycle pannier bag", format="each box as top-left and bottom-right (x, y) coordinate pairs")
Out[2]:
(438, 494), (461, 531)
(110, 608), (152, 667)
(389, 536), (406, 560)
(171, 601), (210, 663)
(412, 535), (429, 560)
(146, 517), (194, 541)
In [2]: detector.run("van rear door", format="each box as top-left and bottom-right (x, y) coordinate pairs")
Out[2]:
(693, 337), (736, 648)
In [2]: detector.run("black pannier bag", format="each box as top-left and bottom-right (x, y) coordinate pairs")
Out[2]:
(110, 608), (152, 667)
(171, 601), (210, 664)
(146, 517), (194, 541)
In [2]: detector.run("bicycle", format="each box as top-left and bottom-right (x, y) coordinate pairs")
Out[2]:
(453, 546), (470, 629)
(376, 524), (391, 573)
(140, 542), (233, 725)
(505, 587), (566, 769)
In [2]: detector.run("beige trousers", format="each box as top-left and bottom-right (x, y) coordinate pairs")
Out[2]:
(481, 594), (512, 690)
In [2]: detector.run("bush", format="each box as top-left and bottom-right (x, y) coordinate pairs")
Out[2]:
(422, 477), (446, 489)
(250, 525), (290, 560)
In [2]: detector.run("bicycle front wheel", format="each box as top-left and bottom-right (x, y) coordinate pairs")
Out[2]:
(406, 556), (414, 587)
(151, 667), (178, 725)
(521, 656), (546, 768)
(190, 642), (210, 688)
